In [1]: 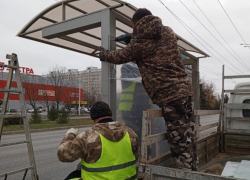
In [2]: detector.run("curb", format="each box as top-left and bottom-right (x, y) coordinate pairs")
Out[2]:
(3, 125), (92, 135)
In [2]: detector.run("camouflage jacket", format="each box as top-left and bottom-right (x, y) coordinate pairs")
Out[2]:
(57, 120), (139, 164)
(103, 15), (193, 107)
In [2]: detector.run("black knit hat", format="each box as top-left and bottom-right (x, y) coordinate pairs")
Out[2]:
(132, 8), (152, 23)
(90, 101), (112, 120)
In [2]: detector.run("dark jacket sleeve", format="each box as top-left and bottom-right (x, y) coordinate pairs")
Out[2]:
(103, 42), (139, 64)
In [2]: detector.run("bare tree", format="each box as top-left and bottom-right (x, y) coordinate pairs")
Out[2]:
(200, 79), (220, 110)
(47, 66), (69, 111)
(21, 74), (41, 109)
(84, 90), (97, 109)
(63, 88), (72, 112)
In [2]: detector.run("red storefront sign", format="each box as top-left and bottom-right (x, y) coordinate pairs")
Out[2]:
(0, 80), (83, 103)
(0, 62), (34, 74)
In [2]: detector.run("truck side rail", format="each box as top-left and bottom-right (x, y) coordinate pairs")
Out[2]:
(138, 109), (241, 180)
(221, 66), (250, 154)
(143, 165), (240, 180)
(140, 110), (169, 166)
(223, 103), (250, 134)
(195, 110), (220, 132)
(140, 109), (220, 167)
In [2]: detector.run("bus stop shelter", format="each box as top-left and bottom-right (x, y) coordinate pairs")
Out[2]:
(17, 0), (209, 123)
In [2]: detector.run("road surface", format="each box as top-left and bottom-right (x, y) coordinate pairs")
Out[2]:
(0, 127), (90, 180)
(0, 115), (219, 180)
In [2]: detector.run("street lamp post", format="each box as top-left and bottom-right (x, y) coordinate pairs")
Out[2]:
(78, 72), (81, 116)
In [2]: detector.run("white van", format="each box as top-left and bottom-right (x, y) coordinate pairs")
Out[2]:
(227, 82), (250, 130)
(228, 82), (250, 117)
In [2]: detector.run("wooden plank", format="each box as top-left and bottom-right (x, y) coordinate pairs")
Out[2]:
(147, 109), (162, 118)
(226, 139), (250, 146)
(225, 103), (250, 109)
(197, 133), (217, 143)
(149, 165), (235, 180)
(147, 133), (167, 145)
(207, 142), (219, 152)
(226, 131), (250, 136)
(226, 147), (250, 155)
(225, 134), (250, 141)
(224, 89), (250, 93)
(197, 147), (206, 158)
(140, 111), (148, 164)
(226, 117), (250, 121)
(207, 137), (217, 145)
(147, 151), (172, 165)
(224, 75), (250, 79)
(194, 110), (220, 116)
(196, 141), (206, 150)
(198, 152), (206, 160)
(205, 140), (208, 162)
(198, 157), (206, 167)
(208, 147), (219, 161)
(227, 144), (250, 149)
(227, 129), (250, 134)
(198, 123), (218, 131)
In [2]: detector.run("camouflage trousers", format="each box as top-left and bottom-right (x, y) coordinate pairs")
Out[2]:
(161, 96), (198, 171)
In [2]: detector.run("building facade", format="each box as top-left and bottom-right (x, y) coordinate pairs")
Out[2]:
(0, 72), (83, 111)
(65, 67), (102, 101)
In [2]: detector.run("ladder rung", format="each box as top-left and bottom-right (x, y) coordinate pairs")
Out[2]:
(0, 89), (21, 93)
(0, 115), (26, 118)
(0, 166), (33, 178)
(0, 140), (29, 147)
(0, 64), (18, 69)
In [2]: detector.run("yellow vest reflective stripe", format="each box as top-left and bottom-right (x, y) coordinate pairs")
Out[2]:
(119, 82), (136, 111)
(81, 132), (137, 180)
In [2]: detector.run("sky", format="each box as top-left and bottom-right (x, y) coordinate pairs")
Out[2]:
(1, 0), (250, 94)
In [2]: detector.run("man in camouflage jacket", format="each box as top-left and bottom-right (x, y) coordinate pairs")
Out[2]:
(100, 8), (197, 171)
(58, 101), (139, 179)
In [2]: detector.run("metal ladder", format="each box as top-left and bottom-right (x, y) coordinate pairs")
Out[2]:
(0, 54), (38, 180)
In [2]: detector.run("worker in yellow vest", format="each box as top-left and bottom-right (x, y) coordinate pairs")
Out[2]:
(58, 101), (139, 180)
(119, 63), (151, 143)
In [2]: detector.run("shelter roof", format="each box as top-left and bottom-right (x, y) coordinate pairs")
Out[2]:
(17, 0), (209, 58)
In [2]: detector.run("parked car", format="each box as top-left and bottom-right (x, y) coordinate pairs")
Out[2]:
(58, 108), (69, 113)
(85, 108), (90, 113)
(70, 108), (77, 114)
(27, 109), (34, 113)
(38, 107), (46, 112)
(80, 107), (90, 113)
(27, 108), (42, 113)
(6, 109), (21, 115)
(80, 107), (85, 114)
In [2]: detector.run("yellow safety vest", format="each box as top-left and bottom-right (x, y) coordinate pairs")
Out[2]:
(119, 82), (136, 111)
(81, 132), (137, 180)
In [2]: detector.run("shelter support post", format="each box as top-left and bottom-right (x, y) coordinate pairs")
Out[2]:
(192, 57), (200, 139)
(101, 9), (116, 117)
(182, 55), (200, 139)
